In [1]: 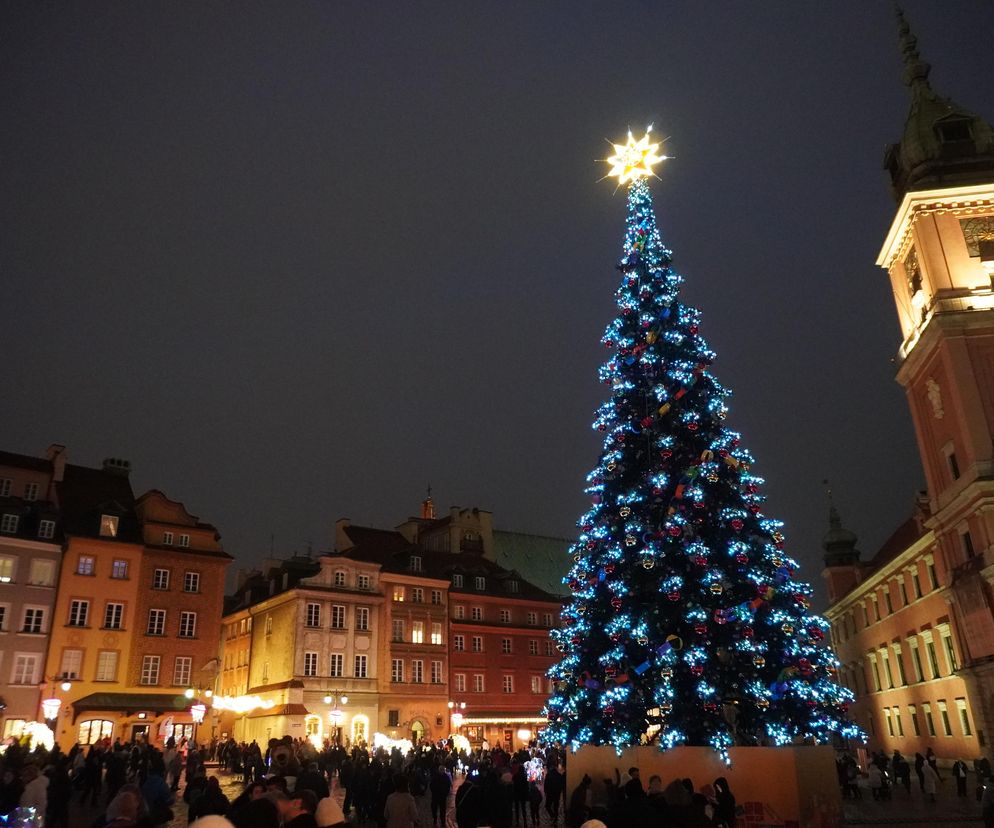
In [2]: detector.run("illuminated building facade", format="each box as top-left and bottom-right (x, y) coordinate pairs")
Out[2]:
(824, 10), (994, 763)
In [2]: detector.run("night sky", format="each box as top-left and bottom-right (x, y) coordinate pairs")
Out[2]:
(3, 2), (993, 606)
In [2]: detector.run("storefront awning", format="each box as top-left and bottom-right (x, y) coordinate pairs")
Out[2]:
(72, 693), (192, 721)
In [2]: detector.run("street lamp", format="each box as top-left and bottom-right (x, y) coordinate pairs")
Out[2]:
(448, 700), (466, 731)
(324, 690), (348, 745)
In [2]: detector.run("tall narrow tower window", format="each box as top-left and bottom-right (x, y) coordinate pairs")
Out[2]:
(943, 442), (961, 481)
(905, 247), (922, 297)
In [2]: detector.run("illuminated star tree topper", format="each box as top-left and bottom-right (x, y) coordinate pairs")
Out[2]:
(604, 125), (669, 185)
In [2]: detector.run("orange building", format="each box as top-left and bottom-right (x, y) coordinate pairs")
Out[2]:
(824, 11), (994, 765)
(46, 460), (231, 748)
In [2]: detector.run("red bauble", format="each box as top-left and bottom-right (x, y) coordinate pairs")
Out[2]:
(667, 591), (681, 602)
(604, 564), (616, 574)
(741, 626), (754, 639)
(610, 597), (623, 610)
(689, 324), (699, 334)
(730, 519), (744, 531)
(690, 664), (704, 676)
(735, 553), (749, 564)
(687, 422), (699, 431)
(667, 526), (682, 537)
(660, 449), (673, 460)
(694, 555), (708, 566)
(604, 706), (615, 716)
(694, 623), (707, 635)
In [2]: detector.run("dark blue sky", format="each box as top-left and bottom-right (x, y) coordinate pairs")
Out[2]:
(3, 2), (993, 605)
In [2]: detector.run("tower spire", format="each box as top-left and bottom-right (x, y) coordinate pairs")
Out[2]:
(894, 5), (931, 96)
(421, 485), (436, 520)
(821, 479), (859, 568)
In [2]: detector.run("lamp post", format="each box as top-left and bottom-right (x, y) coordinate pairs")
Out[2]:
(39, 676), (73, 742)
(324, 690), (348, 745)
(447, 700), (466, 734)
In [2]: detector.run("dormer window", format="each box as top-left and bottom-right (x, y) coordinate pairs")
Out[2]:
(936, 118), (972, 144)
(452, 573), (464, 588)
(410, 555), (423, 573)
(99, 515), (119, 538)
(474, 576), (486, 591)
(507, 579), (519, 593)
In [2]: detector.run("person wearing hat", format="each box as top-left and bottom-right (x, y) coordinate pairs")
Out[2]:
(315, 796), (346, 828)
(275, 789), (319, 828)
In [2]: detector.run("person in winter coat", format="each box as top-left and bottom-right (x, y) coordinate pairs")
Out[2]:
(455, 771), (483, 828)
(0, 768), (24, 816)
(528, 781), (542, 826)
(46, 759), (72, 828)
(923, 761), (940, 803)
(982, 780), (994, 828)
(512, 765), (530, 826)
(953, 759), (969, 797)
(713, 777), (736, 828)
(187, 777), (230, 823)
(429, 766), (451, 827)
(867, 763), (884, 801)
(544, 764), (565, 825)
(567, 775), (591, 828)
(915, 753), (926, 791)
(19, 765), (48, 817)
(383, 776), (418, 828)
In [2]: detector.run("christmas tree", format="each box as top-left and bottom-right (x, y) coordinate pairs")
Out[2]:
(545, 128), (859, 761)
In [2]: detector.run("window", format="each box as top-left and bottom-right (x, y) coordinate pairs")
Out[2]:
(59, 649), (83, 679)
(29, 560), (54, 587)
(37, 520), (55, 540)
(909, 639), (924, 682)
(354, 654), (367, 678)
(184, 571), (200, 592)
(471, 607), (483, 622)
(78, 719), (114, 745)
(545, 641), (554, 656)
(178, 534), (190, 548)
(452, 574), (464, 588)
(329, 653), (344, 678)
(0, 480), (9, 497)
(111, 559), (128, 579)
(912, 569), (922, 598)
(944, 443), (961, 481)
(393, 586), (405, 602)
(472, 635), (483, 653)
(0, 558), (13, 584)
(153, 569), (170, 590)
(884, 708), (894, 737)
(11, 654), (37, 685)
(391, 659), (404, 683)
(0, 515), (17, 535)
(453, 635), (465, 652)
(431, 590), (442, 605)
(893, 644), (907, 685)
(529, 640), (539, 655)
(306, 603), (322, 628)
(140, 655), (160, 685)
(927, 556), (938, 589)
(95, 651), (118, 682)
(356, 607), (370, 631)
(884, 590), (893, 615)
(330, 605), (346, 629)
(392, 619), (405, 642)
(388, 710), (400, 727)
(179, 611), (197, 638)
(881, 650), (894, 688)
(412, 660), (423, 683)
(172, 655), (192, 686)
(501, 638), (512, 654)
(871, 596), (880, 621)
(899, 579), (909, 606)
(357, 574), (371, 591)
(502, 675), (514, 694)
(265, 615), (273, 636)
(543, 613), (554, 627)
(431, 622), (442, 645)
(909, 704), (920, 736)
(69, 600), (90, 627)
(938, 700), (953, 736)
(20, 607), (42, 633)
(868, 655), (881, 692)
(410, 555), (422, 572)
(77, 556), (95, 576)
(454, 605), (465, 620)
(937, 118), (972, 144)
(99, 515), (118, 537)
(923, 702), (936, 736)
(23, 483), (38, 502)
(474, 576), (486, 591)
(531, 676), (543, 694)
(862, 604), (870, 627)
(411, 588), (424, 604)
(527, 612), (537, 626)
(147, 609), (166, 636)
(163, 532), (173, 545)
(473, 674), (485, 692)
(412, 621), (424, 644)
(0, 605), (8, 631)
(894, 708), (904, 736)
(262, 662), (269, 682)
(962, 531), (976, 559)
(508, 580), (519, 593)
(957, 699), (973, 737)
(925, 636), (941, 678)
(941, 627), (958, 672)
(334, 571), (346, 587)
(455, 673), (466, 693)
(431, 660), (442, 684)
(499, 609), (511, 623)
(304, 652), (318, 677)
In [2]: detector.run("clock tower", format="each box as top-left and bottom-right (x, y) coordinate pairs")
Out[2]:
(877, 8), (994, 734)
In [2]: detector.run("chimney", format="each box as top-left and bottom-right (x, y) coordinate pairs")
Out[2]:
(101, 458), (132, 477)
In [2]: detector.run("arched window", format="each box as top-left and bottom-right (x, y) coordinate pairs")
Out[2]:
(351, 714), (369, 745)
(78, 719), (114, 745)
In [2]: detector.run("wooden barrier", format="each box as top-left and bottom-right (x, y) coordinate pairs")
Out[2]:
(565, 744), (842, 828)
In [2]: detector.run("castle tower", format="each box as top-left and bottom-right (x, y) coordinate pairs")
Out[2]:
(876, 7), (994, 738)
